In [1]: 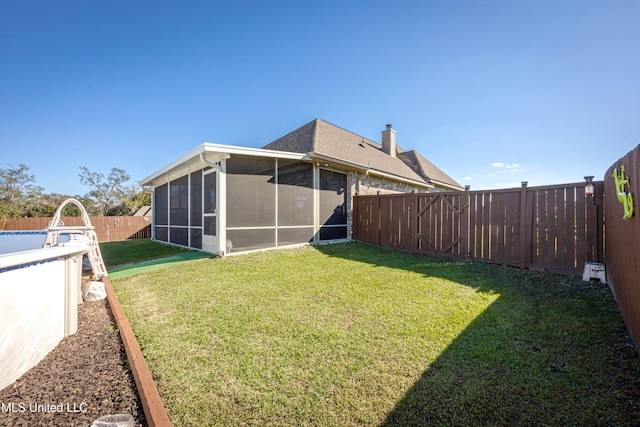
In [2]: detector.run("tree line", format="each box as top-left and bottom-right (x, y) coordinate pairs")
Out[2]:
(0, 164), (151, 226)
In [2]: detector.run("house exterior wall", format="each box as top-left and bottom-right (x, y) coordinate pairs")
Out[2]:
(151, 157), (353, 255)
(356, 174), (424, 195)
(149, 151), (452, 254)
(344, 172), (428, 239)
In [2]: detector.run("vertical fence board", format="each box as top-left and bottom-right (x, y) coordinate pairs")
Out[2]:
(491, 193), (502, 263)
(575, 186), (587, 268)
(468, 193), (478, 259)
(544, 189), (556, 267)
(3, 216), (152, 242)
(507, 191), (521, 266)
(604, 144), (640, 350)
(352, 180), (604, 275)
(563, 186), (576, 270)
(524, 191), (535, 269)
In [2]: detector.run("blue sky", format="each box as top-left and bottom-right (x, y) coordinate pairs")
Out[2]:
(1, 0), (639, 196)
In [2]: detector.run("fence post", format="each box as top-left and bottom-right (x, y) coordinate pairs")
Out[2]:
(519, 181), (528, 269)
(461, 186), (470, 259)
(411, 192), (418, 253)
(352, 195), (358, 241)
(377, 195), (382, 247)
(594, 181), (605, 263)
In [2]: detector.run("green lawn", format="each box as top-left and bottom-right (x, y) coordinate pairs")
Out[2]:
(100, 239), (192, 267)
(112, 242), (640, 426)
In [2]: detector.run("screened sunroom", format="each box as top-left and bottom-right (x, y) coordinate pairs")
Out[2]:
(140, 143), (349, 255)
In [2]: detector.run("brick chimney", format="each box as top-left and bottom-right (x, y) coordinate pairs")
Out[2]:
(381, 124), (397, 157)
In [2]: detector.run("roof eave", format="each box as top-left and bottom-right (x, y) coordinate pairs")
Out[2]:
(140, 143), (309, 187)
(429, 180), (466, 191)
(309, 152), (433, 189)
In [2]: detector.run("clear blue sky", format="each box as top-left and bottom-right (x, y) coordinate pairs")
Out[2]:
(2, 0), (639, 196)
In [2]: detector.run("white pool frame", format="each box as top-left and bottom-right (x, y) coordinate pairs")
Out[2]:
(0, 199), (106, 390)
(0, 243), (86, 390)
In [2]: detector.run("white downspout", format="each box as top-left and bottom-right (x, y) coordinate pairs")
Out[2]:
(200, 153), (222, 172)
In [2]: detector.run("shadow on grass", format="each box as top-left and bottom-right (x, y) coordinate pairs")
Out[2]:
(314, 242), (640, 426)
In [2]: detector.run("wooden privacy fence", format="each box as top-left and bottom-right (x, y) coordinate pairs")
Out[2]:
(604, 144), (640, 350)
(3, 216), (151, 242)
(353, 181), (604, 275)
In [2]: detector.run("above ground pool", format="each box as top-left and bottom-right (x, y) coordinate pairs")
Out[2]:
(0, 199), (107, 391)
(0, 230), (69, 255)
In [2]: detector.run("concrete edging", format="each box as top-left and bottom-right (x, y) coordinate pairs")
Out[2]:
(102, 277), (172, 427)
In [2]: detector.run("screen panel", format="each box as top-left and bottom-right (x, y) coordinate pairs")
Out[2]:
(226, 156), (276, 227)
(278, 227), (315, 246)
(155, 226), (168, 242)
(204, 216), (217, 236)
(155, 184), (168, 225)
(319, 226), (348, 241)
(204, 172), (217, 215)
(227, 228), (276, 253)
(169, 227), (188, 246)
(278, 160), (313, 227)
(170, 175), (189, 226)
(319, 169), (347, 226)
(190, 228), (202, 249)
(190, 170), (202, 226)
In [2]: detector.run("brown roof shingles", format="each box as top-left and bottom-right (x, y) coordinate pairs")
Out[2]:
(397, 150), (464, 190)
(263, 118), (463, 190)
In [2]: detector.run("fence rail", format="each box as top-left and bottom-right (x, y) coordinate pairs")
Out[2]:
(2, 216), (152, 242)
(353, 181), (604, 275)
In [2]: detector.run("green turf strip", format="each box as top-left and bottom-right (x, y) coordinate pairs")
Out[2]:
(108, 251), (212, 279)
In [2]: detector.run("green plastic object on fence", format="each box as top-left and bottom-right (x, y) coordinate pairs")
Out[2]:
(613, 165), (634, 220)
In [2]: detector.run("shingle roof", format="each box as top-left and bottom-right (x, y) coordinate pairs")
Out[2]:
(397, 150), (464, 190)
(262, 118), (462, 190)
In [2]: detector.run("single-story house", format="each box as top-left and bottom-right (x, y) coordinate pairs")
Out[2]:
(141, 119), (463, 255)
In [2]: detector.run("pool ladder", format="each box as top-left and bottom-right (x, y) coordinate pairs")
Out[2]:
(43, 198), (108, 280)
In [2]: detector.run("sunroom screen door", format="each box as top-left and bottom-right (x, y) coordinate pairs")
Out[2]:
(318, 169), (348, 240)
(202, 170), (218, 253)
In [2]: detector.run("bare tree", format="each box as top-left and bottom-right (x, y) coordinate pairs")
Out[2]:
(0, 164), (43, 227)
(0, 164), (43, 204)
(78, 166), (131, 216)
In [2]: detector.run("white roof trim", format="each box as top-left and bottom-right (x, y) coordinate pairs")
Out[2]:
(201, 142), (307, 159)
(429, 180), (466, 191)
(140, 143), (309, 186)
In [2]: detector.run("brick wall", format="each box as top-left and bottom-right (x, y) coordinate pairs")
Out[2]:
(357, 175), (423, 195)
(346, 173), (426, 238)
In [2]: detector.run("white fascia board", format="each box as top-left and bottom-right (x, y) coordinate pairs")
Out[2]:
(429, 180), (466, 191)
(309, 152), (433, 189)
(310, 152), (369, 171)
(201, 142), (308, 160)
(140, 144), (209, 186)
(140, 143), (310, 187)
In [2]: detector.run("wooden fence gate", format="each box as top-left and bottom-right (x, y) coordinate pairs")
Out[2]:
(417, 192), (466, 258)
(353, 181), (604, 275)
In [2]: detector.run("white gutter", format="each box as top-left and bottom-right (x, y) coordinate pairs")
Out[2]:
(200, 152), (223, 171)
